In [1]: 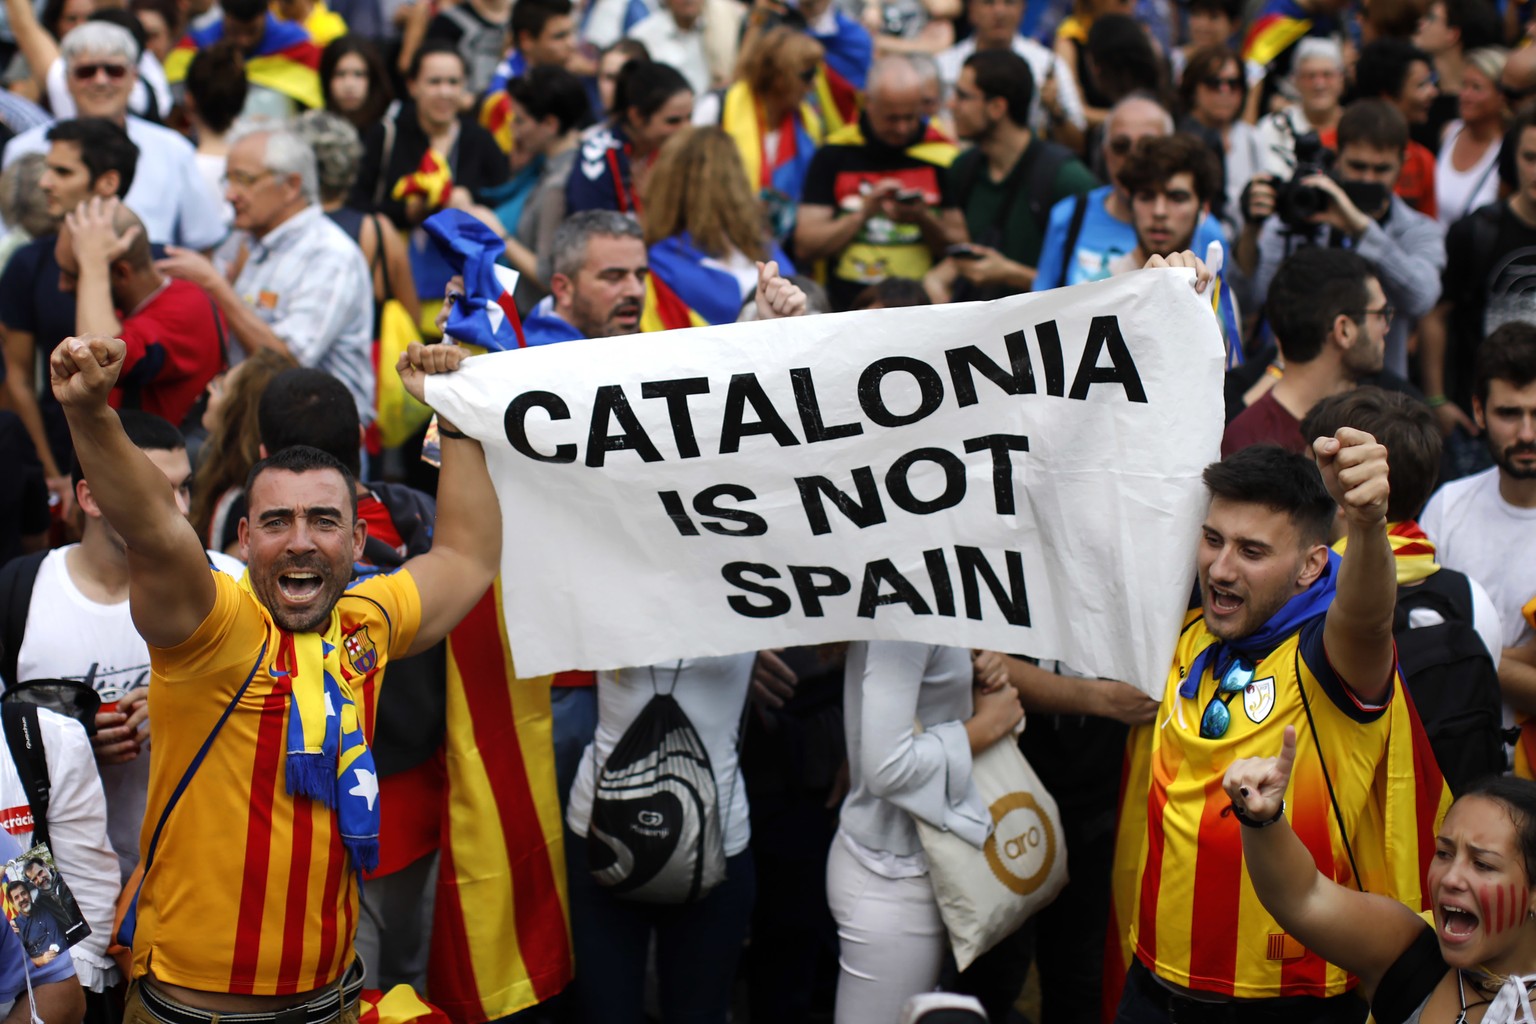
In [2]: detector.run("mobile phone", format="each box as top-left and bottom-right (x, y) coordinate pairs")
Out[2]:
(895, 188), (925, 204)
(945, 244), (983, 260)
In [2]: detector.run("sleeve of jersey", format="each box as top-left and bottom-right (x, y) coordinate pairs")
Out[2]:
(349, 568), (423, 662)
(148, 570), (267, 687)
(1298, 615), (1393, 723)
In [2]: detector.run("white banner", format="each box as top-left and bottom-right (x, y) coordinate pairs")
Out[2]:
(424, 269), (1226, 694)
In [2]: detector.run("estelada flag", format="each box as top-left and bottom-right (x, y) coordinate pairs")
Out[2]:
(479, 50), (527, 154)
(429, 579), (573, 1022)
(422, 209), (526, 351)
(1241, 0), (1314, 66)
(641, 233), (797, 331)
(359, 986), (452, 1024)
(164, 13), (322, 108)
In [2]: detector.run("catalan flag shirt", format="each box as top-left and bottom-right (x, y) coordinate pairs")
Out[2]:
(1127, 611), (1397, 999)
(138, 569), (421, 996)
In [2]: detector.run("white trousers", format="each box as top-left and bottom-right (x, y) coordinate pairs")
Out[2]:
(826, 837), (949, 1024)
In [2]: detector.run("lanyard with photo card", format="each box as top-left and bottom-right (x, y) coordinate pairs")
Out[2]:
(0, 704), (91, 962)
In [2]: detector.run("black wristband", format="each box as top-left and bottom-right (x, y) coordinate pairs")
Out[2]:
(1231, 800), (1286, 829)
(438, 425), (469, 440)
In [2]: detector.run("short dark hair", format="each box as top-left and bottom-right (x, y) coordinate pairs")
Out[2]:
(1336, 99), (1410, 155)
(5, 881), (26, 900)
(1300, 387), (1440, 520)
(612, 60), (692, 122)
(1441, 0), (1504, 50)
(1089, 14), (1164, 103)
(1187, 0), (1241, 19)
(244, 444), (360, 520)
(1474, 321), (1536, 408)
(507, 65), (590, 135)
(258, 368), (362, 478)
(46, 118), (138, 196)
(73, 410), (184, 488)
(1354, 39), (1432, 101)
(1117, 133), (1221, 204)
(853, 276), (932, 309)
(23, 858), (45, 874)
(963, 49), (1034, 127)
(1264, 248), (1373, 364)
(222, 0), (266, 22)
(1203, 444), (1336, 546)
(512, 0), (572, 46)
(407, 38), (464, 81)
(186, 41), (248, 135)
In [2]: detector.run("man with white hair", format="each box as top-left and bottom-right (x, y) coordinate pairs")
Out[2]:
(156, 125), (374, 421)
(1034, 93), (1225, 289)
(1, 22), (224, 251)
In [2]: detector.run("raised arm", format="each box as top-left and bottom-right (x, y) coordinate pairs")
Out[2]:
(1225, 726), (1428, 1001)
(1317, 428), (1396, 703)
(50, 336), (215, 648)
(396, 343), (501, 655)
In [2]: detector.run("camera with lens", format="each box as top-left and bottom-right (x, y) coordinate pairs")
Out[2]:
(1263, 132), (1393, 231)
(1273, 132), (1333, 230)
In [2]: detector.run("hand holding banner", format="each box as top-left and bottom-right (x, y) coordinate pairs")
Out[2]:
(423, 269), (1226, 695)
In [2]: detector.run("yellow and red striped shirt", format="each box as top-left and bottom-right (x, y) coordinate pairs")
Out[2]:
(1122, 612), (1399, 999)
(138, 569), (420, 995)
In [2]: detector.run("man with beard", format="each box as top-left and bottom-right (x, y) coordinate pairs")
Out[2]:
(1107, 134), (1219, 273)
(521, 211), (648, 343)
(48, 332), (499, 1022)
(1111, 436), (1427, 1021)
(1420, 322), (1536, 763)
(1222, 248), (1389, 456)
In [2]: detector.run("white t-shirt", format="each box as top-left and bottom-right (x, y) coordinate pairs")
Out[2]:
(566, 654), (753, 857)
(1420, 467), (1536, 651)
(14, 547), (243, 886)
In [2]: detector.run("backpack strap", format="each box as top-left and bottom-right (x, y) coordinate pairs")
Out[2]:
(1057, 191), (1090, 288)
(1021, 140), (1073, 242)
(116, 636), (268, 950)
(0, 551), (47, 689)
(2, 703), (48, 850)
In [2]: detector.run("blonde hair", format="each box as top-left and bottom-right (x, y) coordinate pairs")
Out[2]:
(736, 25), (822, 99)
(643, 126), (767, 261)
(1466, 46), (1511, 89)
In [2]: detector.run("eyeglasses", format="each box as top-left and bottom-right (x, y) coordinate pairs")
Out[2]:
(1200, 660), (1254, 739)
(1351, 304), (1396, 326)
(1201, 75), (1243, 91)
(222, 169), (275, 189)
(71, 62), (129, 81)
(1108, 135), (1136, 156)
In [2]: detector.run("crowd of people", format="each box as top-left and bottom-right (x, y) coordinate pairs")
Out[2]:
(1, 0), (1536, 1021)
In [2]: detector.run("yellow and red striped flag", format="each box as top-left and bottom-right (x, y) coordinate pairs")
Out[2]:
(392, 151), (454, 213)
(428, 578), (573, 1022)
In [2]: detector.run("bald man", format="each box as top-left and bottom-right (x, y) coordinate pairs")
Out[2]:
(1034, 94), (1225, 289)
(794, 55), (967, 310)
(1503, 45), (1536, 116)
(57, 197), (227, 426)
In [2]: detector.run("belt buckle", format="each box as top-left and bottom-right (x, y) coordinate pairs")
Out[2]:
(273, 1006), (309, 1024)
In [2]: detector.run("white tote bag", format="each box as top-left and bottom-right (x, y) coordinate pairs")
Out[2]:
(913, 724), (1069, 970)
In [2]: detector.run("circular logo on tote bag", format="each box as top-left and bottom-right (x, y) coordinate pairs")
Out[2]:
(983, 792), (1057, 895)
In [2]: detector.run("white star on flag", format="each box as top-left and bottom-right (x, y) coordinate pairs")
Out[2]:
(484, 264), (521, 334)
(349, 767), (379, 811)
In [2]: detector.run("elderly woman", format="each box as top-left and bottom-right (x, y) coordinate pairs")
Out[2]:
(292, 110), (421, 326)
(1255, 37), (1346, 178)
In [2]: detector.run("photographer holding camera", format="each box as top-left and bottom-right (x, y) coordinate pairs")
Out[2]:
(1236, 99), (1445, 381)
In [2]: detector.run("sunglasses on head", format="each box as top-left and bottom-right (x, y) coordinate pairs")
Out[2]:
(71, 62), (129, 81)
(1199, 660), (1255, 739)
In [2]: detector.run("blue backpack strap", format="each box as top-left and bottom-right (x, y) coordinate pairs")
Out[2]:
(117, 636), (268, 949)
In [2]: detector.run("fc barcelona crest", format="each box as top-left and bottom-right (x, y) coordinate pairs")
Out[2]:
(343, 626), (378, 674)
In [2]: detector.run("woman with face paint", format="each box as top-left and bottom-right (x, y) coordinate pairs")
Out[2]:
(1228, 726), (1536, 1023)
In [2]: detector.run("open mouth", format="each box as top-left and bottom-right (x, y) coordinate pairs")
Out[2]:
(1207, 585), (1243, 614)
(1440, 904), (1480, 940)
(277, 572), (325, 603)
